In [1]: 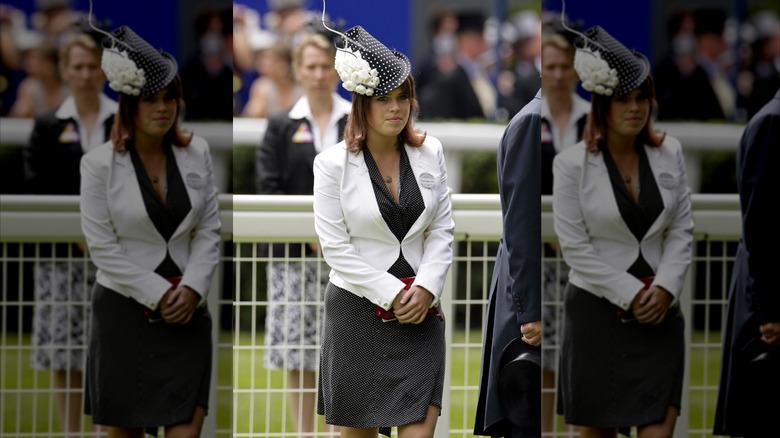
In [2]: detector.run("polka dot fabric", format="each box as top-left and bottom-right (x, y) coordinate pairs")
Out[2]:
(316, 148), (445, 434)
(102, 26), (178, 97)
(578, 26), (650, 97)
(342, 26), (411, 96)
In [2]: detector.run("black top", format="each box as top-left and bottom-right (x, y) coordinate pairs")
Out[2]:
(363, 146), (424, 278)
(601, 144), (664, 278)
(128, 143), (191, 278)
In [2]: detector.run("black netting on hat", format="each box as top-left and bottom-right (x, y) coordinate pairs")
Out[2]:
(342, 26), (411, 96)
(578, 26), (650, 97)
(101, 26), (177, 97)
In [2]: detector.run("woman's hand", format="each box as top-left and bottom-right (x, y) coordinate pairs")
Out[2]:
(633, 285), (673, 324)
(160, 285), (200, 324)
(392, 286), (434, 324)
(520, 321), (542, 346)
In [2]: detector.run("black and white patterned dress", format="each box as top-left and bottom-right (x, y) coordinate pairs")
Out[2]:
(317, 146), (446, 435)
(85, 144), (212, 433)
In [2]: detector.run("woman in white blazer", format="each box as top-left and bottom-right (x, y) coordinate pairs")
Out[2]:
(552, 26), (693, 438)
(313, 25), (454, 437)
(79, 26), (220, 437)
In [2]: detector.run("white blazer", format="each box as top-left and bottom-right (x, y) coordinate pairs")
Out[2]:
(552, 136), (694, 310)
(80, 135), (221, 311)
(313, 136), (455, 310)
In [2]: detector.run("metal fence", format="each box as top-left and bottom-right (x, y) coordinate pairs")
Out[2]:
(1, 194), (740, 438)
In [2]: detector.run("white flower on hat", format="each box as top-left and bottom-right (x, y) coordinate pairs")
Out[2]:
(334, 47), (379, 96)
(574, 47), (618, 96)
(101, 49), (147, 96)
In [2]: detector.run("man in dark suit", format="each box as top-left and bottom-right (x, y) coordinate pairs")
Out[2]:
(475, 90), (542, 437)
(418, 11), (495, 121)
(714, 88), (780, 437)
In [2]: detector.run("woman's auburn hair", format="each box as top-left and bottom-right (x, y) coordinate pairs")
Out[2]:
(343, 74), (426, 152)
(110, 74), (192, 152)
(582, 74), (666, 152)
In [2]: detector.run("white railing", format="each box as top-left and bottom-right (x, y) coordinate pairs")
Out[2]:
(0, 194), (741, 438)
(1, 118), (746, 193)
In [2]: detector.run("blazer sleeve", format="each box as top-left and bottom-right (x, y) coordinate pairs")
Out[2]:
(651, 142), (694, 303)
(411, 141), (455, 307)
(180, 140), (222, 303)
(23, 115), (52, 194)
(256, 114), (285, 194)
(501, 109), (542, 324)
(312, 149), (406, 310)
(79, 148), (172, 310)
(552, 148), (646, 310)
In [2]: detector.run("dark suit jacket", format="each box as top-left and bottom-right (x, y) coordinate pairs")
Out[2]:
(475, 90), (541, 437)
(256, 107), (348, 258)
(24, 111), (114, 195)
(714, 89), (780, 436)
(418, 64), (485, 121)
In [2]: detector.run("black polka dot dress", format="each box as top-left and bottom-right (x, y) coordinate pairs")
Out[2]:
(317, 147), (446, 435)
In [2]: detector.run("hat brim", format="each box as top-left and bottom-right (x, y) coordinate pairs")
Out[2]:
(497, 337), (541, 428)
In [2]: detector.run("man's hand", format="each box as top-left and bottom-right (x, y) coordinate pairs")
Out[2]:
(521, 321), (541, 346)
(760, 322), (780, 346)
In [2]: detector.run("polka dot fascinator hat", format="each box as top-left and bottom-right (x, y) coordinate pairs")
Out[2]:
(334, 26), (411, 96)
(100, 26), (177, 97)
(572, 25), (650, 97)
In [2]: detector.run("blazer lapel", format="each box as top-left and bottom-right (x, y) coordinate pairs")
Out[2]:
(171, 145), (197, 237)
(112, 150), (159, 237)
(644, 145), (675, 237)
(405, 145), (436, 238)
(584, 149), (635, 240)
(348, 150), (395, 240)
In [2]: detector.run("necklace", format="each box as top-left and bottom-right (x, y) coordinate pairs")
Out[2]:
(384, 175), (392, 184)
(624, 175), (631, 184)
(151, 176), (160, 184)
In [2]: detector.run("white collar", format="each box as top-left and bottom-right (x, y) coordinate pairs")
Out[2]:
(287, 93), (352, 120)
(541, 92), (591, 120)
(55, 93), (118, 124)
(287, 93), (352, 119)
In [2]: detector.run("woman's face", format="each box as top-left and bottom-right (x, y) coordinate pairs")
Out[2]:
(134, 88), (177, 140)
(607, 88), (650, 140)
(366, 86), (410, 141)
(62, 45), (104, 96)
(295, 45), (338, 100)
(541, 44), (578, 97)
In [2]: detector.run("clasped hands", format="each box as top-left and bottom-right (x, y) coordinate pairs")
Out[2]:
(392, 285), (434, 324)
(158, 285), (200, 324)
(630, 285), (673, 324)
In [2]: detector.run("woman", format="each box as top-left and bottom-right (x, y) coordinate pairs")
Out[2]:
(10, 41), (69, 118)
(552, 26), (694, 437)
(313, 25), (454, 437)
(257, 31), (350, 434)
(539, 20), (589, 434)
(24, 29), (116, 435)
(79, 25), (221, 437)
(241, 42), (302, 118)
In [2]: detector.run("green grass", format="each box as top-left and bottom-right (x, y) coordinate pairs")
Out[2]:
(3, 330), (724, 437)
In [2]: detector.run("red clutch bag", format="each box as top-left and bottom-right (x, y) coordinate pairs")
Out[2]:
(375, 277), (443, 322)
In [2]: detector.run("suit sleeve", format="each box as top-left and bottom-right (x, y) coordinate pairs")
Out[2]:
(180, 140), (222, 304)
(412, 141), (455, 307)
(552, 150), (646, 310)
(79, 149), (172, 310)
(652, 142), (694, 303)
(742, 110), (780, 323)
(23, 116), (50, 194)
(312, 150), (406, 310)
(501, 111), (542, 325)
(256, 114), (285, 194)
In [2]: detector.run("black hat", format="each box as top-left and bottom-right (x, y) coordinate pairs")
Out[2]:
(334, 26), (411, 96)
(573, 25), (650, 97)
(497, 336), (541, 427)
(100, 26), (177, 97)
(457, 11), (486, 34)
